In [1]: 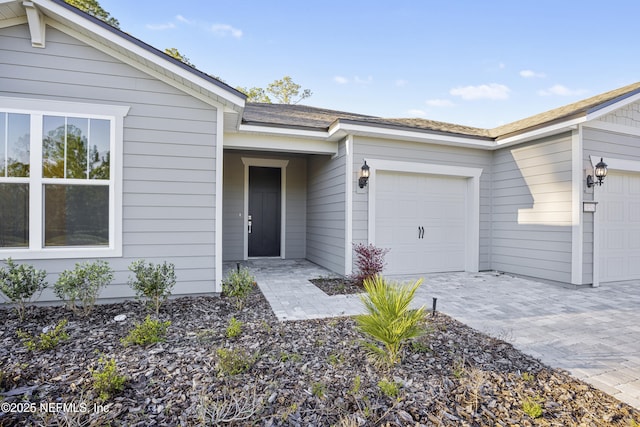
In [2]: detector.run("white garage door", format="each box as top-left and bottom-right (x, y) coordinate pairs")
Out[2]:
(599, 171), (640, 282)
(375, 171), (467, 275)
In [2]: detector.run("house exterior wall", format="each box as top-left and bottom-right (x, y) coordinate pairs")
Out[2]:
(582, 122), (640, 283)
(222, 150), (307, 261)
(352, 137), (492, 272)
(306, 142), (347, 274)
(0, 24), (219, 300)
(492, 133), (573, 282)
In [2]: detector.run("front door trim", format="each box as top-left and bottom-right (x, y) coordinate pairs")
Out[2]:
(241, 157), (289, 260)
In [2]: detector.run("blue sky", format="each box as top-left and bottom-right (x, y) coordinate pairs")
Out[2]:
(100, 0), (640, 128)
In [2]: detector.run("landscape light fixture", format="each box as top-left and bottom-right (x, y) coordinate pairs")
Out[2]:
(587, 158), (608, 188)
(359, 160), (370, 188)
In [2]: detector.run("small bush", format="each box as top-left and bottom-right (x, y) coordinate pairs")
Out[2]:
(17, 319), (69, 351)
(121, 315), (171, 347)
(522, 397), (543, 419)
(216, 348), (256, 376)
(378, 379), (400, 398)
(54, 260), (113, 316)
(0, 258), (47, 321)
(350, 243), (389, 287)
(222, 267), (255, 310)
(356, 275), (426, 366)
(91, 356), (126, 401)
(128, 259), (176, 316)
(226, 317), (243, 339)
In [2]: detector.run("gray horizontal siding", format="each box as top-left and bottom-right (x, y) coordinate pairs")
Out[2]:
(352, 137), (492, 271)
(306, 142), (347, 274)
(491, 133), (573, 283)
(1, 24), (219, 301)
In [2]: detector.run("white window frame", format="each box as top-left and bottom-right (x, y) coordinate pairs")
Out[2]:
(0, 97), (129, 260)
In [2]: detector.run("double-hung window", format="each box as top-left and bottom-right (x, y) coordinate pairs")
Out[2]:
(0, 98), (128, 259)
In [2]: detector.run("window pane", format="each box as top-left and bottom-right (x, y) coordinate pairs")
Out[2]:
(44, 184), (109, 246)
(7, 114), (30, 177)
(89, 119), (110, 179)
(43, 116), (65, 178)
(66, 117), (88, 179)
(0, 183), (29, 247)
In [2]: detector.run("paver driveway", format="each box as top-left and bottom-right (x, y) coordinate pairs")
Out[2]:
(224, 259), (640, 409)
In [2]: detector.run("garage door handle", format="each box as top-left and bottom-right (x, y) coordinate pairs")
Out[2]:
(418, 226), (424, 239)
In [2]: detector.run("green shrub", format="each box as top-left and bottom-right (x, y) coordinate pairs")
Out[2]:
(378, 379), (400, 398)
(355, 275), (426, 366)
(0, 258), (47, 321)
(127, 259), (176, 315)
(91, 356), (127, 401)
(53, 260), (113, 316)
(121, 315), (171, 347)
(17, 319), (69, 351)
(216, 348), (256, 376)
(522, 397), (543, 418)
(311, 381), (326, 398)
(222, 267), (255, 309)
(225, 317), (243, 339)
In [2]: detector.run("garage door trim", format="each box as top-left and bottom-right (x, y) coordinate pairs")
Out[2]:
(592, 155), (640, 286)
(366, 159), (483, 273)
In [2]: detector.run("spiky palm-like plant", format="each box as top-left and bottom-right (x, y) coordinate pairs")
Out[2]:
(356, 275), (426, 366)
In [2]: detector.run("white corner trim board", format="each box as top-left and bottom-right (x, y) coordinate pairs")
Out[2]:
(365, 159), (482, 273)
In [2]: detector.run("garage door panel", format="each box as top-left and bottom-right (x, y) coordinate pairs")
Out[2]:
(599, 171), (640, 282)
(376, 171), (466, 275)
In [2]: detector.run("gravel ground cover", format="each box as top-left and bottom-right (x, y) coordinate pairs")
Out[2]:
(1, 285), (639, 426)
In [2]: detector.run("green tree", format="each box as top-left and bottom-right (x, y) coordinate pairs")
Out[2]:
(237, 76), (312, 104)
(164, 48), (195, 68)
(64, 0), (120, 28)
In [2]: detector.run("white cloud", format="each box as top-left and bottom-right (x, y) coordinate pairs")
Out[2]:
(333, 76), (349, 84)
(520, 69), (546, 78)
(450, 83), (510, 100)
(176, 15), (193, 24)
(395, 79), (409, 87)
(538, 84), (588, 96)
(354, 75), (373, 85)
(145, 22), (176, 30)
(211, 24), (243, 38)
(407, 109), (427, 117)
(425, 99), (454, 107)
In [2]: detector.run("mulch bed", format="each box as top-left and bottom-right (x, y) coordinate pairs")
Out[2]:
(309, 277), (363, 296)
(1, 288), (638, 426)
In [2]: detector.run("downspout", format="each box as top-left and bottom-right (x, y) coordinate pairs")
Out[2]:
(215, 108), (224, 292)
(344, 135), (354, 276)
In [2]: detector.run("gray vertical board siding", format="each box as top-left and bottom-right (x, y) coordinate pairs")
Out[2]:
(582, 125), (640, 284)
(352, 137), (493, 271)
(491, 134), (573, 282)
(1, 25), (219, 301)
(222, 151), (307, 261)
(306, 142), (346, 274)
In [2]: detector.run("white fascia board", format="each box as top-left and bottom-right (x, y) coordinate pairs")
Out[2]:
(585, 92), (640, 121)
(332, 122), (495, 149)
(33, 0), (245, 109)
(494, 117), (586, 148)
(237, 124), (329, 140)
(226, 132), (338, 155)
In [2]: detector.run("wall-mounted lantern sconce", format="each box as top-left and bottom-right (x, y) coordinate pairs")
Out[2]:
(587, 157), (608, 188)
(358, 160), (370, 188)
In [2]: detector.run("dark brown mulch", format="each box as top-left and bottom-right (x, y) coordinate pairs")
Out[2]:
(1, 288), (639, 426)
(309, 277), (363, 296)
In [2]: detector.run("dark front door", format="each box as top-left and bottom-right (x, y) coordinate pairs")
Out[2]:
(248, 166), (281, 257)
